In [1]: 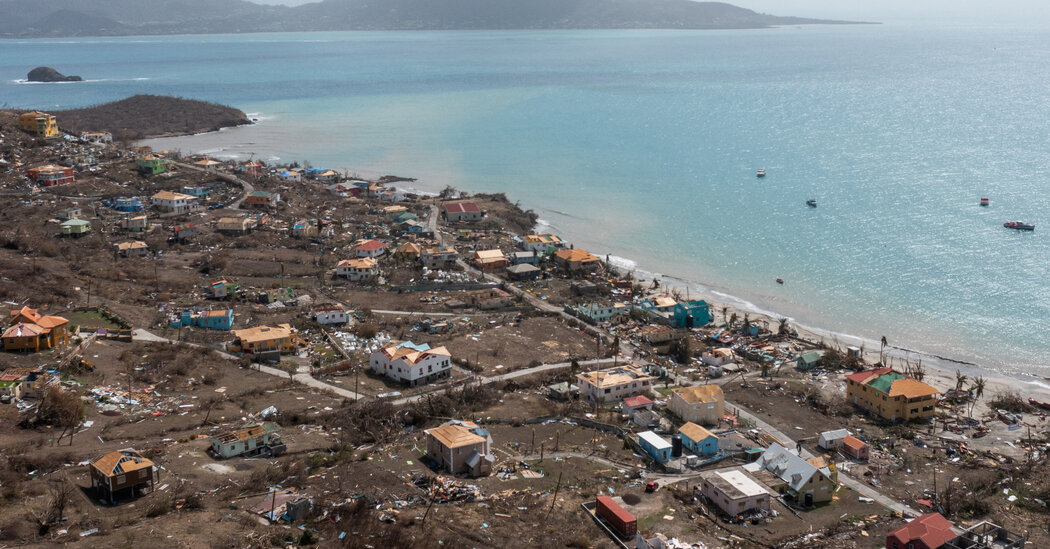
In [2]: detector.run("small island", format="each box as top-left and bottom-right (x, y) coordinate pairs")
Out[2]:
(55, 94), (252, 139)
(27, 66), (82, 82)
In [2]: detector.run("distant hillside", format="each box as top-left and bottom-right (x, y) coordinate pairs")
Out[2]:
(0, 0), (868, 38)
(54, 95), (251, 139)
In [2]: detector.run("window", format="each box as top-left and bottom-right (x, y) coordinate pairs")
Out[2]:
(116, 474), (126, 485)
(140, 469), (149, 479)
(604, 388), (611, 394)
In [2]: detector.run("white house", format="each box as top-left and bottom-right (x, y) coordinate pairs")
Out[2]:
(311, 303), (349, 325)
(817, 429), (852, 450)
(521, 234), (563, 254)
(576, 365), (654, 403)
(702, 348), (735, 366)
(699, 468), (773, 516)
(335, 258), (378, 281)
(353, 239), (387, 258)
(151, 191), (198, 214)
(369, 341), (452, 387)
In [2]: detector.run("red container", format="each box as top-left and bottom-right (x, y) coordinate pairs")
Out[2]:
(596, 496), (637, 537)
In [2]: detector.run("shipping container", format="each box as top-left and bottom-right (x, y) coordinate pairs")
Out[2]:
(596, 496), (637, 537)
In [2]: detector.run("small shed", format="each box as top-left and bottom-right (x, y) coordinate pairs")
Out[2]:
(796, 350), (825, 371)
(817, 429), (851, 450)
(841, 435), (869, 461)
(638, 430), (672, 463)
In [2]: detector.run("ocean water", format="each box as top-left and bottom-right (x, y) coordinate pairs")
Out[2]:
(4, 25), (1050, 378)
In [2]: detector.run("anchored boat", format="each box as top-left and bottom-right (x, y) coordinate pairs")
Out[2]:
(1004, 221), (1035, 231)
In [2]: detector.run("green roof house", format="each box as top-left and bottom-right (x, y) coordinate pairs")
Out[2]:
(60, 218), (91, 237)
(795, 350), (825, 371)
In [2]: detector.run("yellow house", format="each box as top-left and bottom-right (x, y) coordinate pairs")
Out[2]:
(18, 111), (58, 138)
(3, 306), (69, 352)
(668, 385), (725, 426)
(230, 324), (305, 355)
(845, 368), (939, 422)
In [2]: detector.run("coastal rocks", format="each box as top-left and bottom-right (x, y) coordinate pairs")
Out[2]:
(27, 66), (82, 82)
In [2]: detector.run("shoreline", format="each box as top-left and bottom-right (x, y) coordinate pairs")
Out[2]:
(137, 128), (1050, 406)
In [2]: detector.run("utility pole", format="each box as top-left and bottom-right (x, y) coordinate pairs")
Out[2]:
(544, 471), (563, 522)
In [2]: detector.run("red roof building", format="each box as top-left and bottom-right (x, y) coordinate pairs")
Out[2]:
(443, 202), (483, 222)
(886, 513), (958, 549)
(622, 395), (654, 410)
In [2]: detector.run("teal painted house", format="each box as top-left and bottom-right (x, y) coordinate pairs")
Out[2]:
(679, 422), (719, 456)
(796, 350), (825, 371)
(673, 301), (711, 328)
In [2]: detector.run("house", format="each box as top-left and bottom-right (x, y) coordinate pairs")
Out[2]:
(743, 443), (835, 505)
(846, 368), (939, 422)
(394, 242), (422, 260)
(511, 250), (539, 264)
(637, 430), (672, 463)
(241, 161), (265, 176)
(703, 348), (735, 366)
(566, 302), (629, 325)
(27, 165), (74, 186)
(943, 521), (1026, 549)
(193, 159), (222, 171)
(521, 234), (563, 255)
(217, 217), (255, 234)
(180, 185), (210, 198)
(391, 210), (418, 223)
(60, 218), (91, 237)
(291, 220), (318, 237)
(398, 219), (429, 235)
(841, 435), (869, 461)
(18, 111), (58, 138)
(230, 324), (305, 356)
(668, 385), (725, 426)
(116, 240), (149, 257)
(672, 300), (712, 328)
(335, 258), (378, 281)
(89, 449), (158, 505)
(442, 201), (483, 222)
(576, 365), (654, 403)
(326, 182), (358, 197)
(57, 207), (81, 221)
(79, 131), (113, 144)
(698, 468), (773, 516)
(472, 249), (507, 270)
(277, 170), (301, 183)
(425, 420), (494, 477)
(553, 248), (603, 272)
(796, 350), (826, 371)
(209, 423), (284, 459)
(370, 341), (452, 387)
(465, 288), (514, 310)
(679, 422), (719, 456)
(506, 263), (540, 281)
(211, 279), (239, 298)
(311, 303), (349, 325)
(886, 513), (960, 549)
(113, 213), (145, 233)
(817, 429), (851, 450)
(171, 223), (197, 242)
(622, 395), (653, 414)
(169, 309), (235, 331)
(109, 197), (144, 212)
(315, 169), (341, 182)
(243, 190), (279, 208)
(151, 191), (198, 214)
(353, 239), (387, 258)
(0, 368), (52, 399)
(137, 155), (169, 175)
(422, 247), (458, 268)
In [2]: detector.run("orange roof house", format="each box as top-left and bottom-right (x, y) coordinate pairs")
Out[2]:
(886, 512), (958, 549)
(841, 435), (870, 461)
(472, 249), (507, 270)
(3, 306), (70, 352)
(553, 248), (603, 272)
(846, 368), (939, 422)
(89, 449), (158, 505)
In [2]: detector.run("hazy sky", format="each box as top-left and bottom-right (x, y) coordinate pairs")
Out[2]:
(246, 0), (1050, 25)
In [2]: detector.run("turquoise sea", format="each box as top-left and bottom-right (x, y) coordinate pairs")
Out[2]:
(4, 24), (1050, 379)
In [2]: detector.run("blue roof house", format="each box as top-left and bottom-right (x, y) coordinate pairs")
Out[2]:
(638, 430), (672, 463)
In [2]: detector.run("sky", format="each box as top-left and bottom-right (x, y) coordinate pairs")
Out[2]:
(245, 0), (1050, 25)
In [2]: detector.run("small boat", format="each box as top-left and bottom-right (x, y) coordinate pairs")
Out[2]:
(973, 428), (989, 438)
(776, 278), (784, 284)
(1028, 397), (1050, 411)
(980, 197), (989, 207)
(805, 199), (817, 207)
(756, 168), (766, 178)
(1004, 221), (1035, 231)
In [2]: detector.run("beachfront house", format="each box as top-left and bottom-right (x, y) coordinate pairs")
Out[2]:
(335, 258), (378, 281)
(679, 422), (719, 457)
(637, 430), (672, 463)
(576, 365), (654, 403)
(566, 302), (630, 325)
(744, 443), (835, 505)
(699, 468), (773, 517)
(553, 248), (603, 273)
(151, 191), (198, 214)
(521, 234), (563, 255)
(18, 111), (58, 138)
(668, 385), (725, 426)
(369, 341), (452, 387)
(442, 202), (483, 222)
(425, 420), (494, 477)
(422, 247), (459, 268)
(796, 350), (826, 371)
(845, 367), (939, 422)
(27, 165), (74, 186)
(277, 170), (301, 183)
